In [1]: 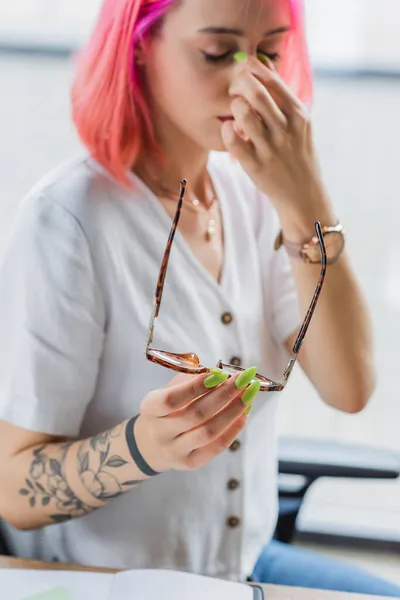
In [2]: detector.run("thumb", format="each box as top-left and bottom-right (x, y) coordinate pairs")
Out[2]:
(163, 372), (200, 389)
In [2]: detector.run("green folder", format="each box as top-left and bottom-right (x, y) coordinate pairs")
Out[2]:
(23, 588), (72, 600)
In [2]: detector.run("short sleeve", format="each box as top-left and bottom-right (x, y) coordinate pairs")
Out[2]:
(254, 191), (301, 347)
(0, 195), (105, 437)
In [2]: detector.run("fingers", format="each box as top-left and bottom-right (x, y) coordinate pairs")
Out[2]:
(224, 59), (285, 159)
(181, 380), (261, 470)
(230, 69), (287, 142)
(230, 56), (307, 134)
(171, 376), (261, 456)
(141, 369), (229, 418)
(172, 393), (248, 459)
(221, 119), (260, 171)
(230, 96), (268, 147)
(183, 413), (247, 471)
(161, 369), (251, 439)
(247, 55), (304, 115)
(137, 368), (261, 473)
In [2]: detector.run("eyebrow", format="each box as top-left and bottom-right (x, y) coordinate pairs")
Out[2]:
(197, 25), (291, 37)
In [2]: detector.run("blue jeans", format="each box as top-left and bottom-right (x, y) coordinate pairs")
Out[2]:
(251, 541), (400, 597)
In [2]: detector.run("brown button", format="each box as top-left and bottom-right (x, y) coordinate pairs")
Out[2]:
(221, 312), (233, 325)
(229, 440), (241, 452)
(230, 356), (242, 367)
(227, 479), (240, 491)
(227, 516), (241, 528)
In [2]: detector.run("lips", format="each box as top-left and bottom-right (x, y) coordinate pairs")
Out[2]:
(218, 116), (234, 122)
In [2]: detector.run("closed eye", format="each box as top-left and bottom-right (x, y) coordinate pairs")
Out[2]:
(202, 50), (232, 63)
(202, 50), (280, 64)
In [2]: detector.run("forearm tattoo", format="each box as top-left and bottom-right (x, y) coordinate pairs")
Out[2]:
(19, 423), (142, 524)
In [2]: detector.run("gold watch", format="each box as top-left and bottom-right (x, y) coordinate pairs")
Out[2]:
(274, 222), (345, 265)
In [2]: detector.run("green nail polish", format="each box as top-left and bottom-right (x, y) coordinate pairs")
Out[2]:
(245, 403), (253, 416)
(242, 380), (261, 405)
(234, 51), (248, 63)
(209, 367), (223, 375)
(204, 371), (229, 389)
(235, 366), (258, 390)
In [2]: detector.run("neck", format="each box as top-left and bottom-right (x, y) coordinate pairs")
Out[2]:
(133, 109), (212, 203)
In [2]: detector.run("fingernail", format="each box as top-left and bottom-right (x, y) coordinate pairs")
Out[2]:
(242, 380), (261, 405)
(209, 367), (223, 375)
(245, 403), (253, 416)
(235, 366), (258, 390)
(257, 52), (269, 65)
(234, 51), (248, 63)
(204, 371), (229, 389)
(257, 53), (274, 70)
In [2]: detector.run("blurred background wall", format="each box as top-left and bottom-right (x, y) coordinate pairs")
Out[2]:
(1, 0), (399, 71)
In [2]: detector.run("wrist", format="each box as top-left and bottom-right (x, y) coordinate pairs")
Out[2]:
(275, 220), (345, 266)
(126, 415), (166, 477)
(278, 202), (336, 244)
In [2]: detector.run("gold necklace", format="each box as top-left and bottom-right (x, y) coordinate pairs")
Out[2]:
(158, 184), (219, 242)
(182, 194), (219, 241)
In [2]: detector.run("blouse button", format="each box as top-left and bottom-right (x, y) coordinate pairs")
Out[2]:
(229, 440), (241, 452)
(227, 516), (241, 528)
(227, 479), (240, 491)
(221, 312), (233, 325)
(230, 356), (242, 367)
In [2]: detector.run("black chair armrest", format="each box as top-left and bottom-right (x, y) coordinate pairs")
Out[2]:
(278, 437), (400, 480)
(0, 519), (12, 556)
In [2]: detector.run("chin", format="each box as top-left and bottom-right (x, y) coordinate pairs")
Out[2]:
(200, 131), (229, 153)
(208, 140), (228, 152)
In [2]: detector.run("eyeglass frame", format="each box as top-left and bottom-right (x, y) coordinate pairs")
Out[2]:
(145, 178), (327, 392)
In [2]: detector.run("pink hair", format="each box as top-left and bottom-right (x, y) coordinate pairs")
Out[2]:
(71, 0), (313, 187)
(283, 0), (313, 106)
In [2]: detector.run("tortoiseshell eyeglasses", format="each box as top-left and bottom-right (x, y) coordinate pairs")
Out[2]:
(146, 179), (327, 392)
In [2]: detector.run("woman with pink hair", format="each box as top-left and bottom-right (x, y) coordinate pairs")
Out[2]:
(0, 0), (397, 595)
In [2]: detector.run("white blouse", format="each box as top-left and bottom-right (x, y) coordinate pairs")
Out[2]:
(0, 151), (300, 580)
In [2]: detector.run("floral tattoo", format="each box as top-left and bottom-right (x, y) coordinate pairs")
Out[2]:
(20, 425), (140, 523)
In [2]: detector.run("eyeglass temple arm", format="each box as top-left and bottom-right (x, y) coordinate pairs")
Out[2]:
(146, 179), (187, 350)
(281, 221), (328, 386)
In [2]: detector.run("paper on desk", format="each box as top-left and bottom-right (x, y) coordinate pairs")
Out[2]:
(1, 567), (255, 600)
(0, 569), (113, 600)
(111, 569), (254, 600)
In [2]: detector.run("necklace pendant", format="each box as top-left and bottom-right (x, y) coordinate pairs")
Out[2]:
(206, 219), (216, 241)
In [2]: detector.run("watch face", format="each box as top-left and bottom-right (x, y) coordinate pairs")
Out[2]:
(303, 231), (344, 263)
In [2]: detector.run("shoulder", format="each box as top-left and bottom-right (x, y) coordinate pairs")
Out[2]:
(17, 155), (120, 229)
(5, 156), (138, 264)
(0, 156), (128, 286)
